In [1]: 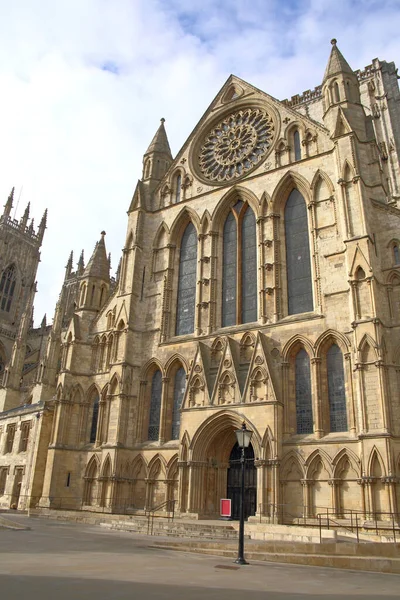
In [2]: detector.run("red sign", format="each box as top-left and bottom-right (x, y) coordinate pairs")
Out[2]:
(220, 498), (231, 517)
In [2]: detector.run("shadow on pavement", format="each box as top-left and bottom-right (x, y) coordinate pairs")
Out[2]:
(0, 575), (396, 600)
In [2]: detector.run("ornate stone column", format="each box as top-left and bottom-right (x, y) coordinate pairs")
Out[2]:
(254, 459), (266, 517)
(311, 357), (323, 438)
(301, 479), (311, 518)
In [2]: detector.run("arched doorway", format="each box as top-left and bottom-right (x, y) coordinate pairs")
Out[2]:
(227, 442), (257, 520)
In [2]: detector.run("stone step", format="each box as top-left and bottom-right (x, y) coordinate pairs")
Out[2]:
(150, 540), (400, 574)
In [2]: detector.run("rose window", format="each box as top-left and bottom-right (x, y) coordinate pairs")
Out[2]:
(198, 108), (275, 182)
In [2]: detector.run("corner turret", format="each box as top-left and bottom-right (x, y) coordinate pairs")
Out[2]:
(142, 118), (172, 186)
(77, 232), (110, 312)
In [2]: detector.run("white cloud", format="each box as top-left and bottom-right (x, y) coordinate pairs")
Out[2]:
(0, 0), (398, 324)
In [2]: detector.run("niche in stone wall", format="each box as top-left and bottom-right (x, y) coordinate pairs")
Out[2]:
(355, 266), (372, 319)
(309, 458), (331, 517)
(361, 344), (382, 431)
(314, 174), (336, 235)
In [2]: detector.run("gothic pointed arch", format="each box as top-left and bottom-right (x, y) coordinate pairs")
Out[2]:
(85, 454), (100, 477)
(280, 450), (305, 479)
(270, 170), (311, 213)
(305, 449), (333, 479)
(166, 454), (179, 479)
(261, 425), (275, 459)
(190, 410), (262, 462)
(141, 358), (164, 380)
(132, 454), (148, 478)
(358, 334), (379, 361)
(101, 454), (112, 477)
(368, 447), (386, 478)
(148, 453), (167, 479)
(211, 185), (260, 229)
(109, 373), (120, 396)
(314, 329), (350, 357)
(200, 209), (211, 235)
(282, 335), (314, 362)
(311, 169), (334, 195)
(180, 430), (191, 461)
(152, 221), (170, 250)
(332, 448), (360, 478)
(169, 206), (200, 241)
(164, 354), (188, 378)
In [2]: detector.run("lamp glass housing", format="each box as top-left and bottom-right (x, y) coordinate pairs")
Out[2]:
(235, 426), (253, 448)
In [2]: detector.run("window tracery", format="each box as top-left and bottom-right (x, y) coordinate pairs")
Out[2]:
(295, 349), (313, 434)
(285, 189), (313, 315)
(148, 370), (162, 441)
(198, 108), (275, 182)
(172, 367), (186, 439)
(293, 130), (301, 161)
(176, 223), (197, 336)
(327, 344), (347, 432)
(0, 265), (16, 313)
(222, 201), (257, 326)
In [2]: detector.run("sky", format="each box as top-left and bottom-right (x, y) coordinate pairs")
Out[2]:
(0, 0), (399, 325)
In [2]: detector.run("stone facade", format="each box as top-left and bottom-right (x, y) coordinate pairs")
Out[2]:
(1, 41), (400, 521)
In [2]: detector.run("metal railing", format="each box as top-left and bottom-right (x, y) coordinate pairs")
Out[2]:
(145, 499), (176, 535)
(257, 502), (400, 543)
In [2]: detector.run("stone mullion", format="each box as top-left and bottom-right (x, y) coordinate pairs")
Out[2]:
(301, 480), (310, 518)
(158, 377), (170, 444)
(311, 357), (323, 438)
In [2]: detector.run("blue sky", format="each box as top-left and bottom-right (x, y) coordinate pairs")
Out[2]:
(0, 0), (399, 323)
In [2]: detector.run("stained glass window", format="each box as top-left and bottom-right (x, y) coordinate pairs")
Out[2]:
(327, 344), (347, 432)
(294, 130), (301, 161)
(90, 394), (100, 443)
(295, 349), (313, 434)
(222, 212), (237, 327)
(0, 265), (16, 313)
(176, 223), (197, 335)
(285, 189), (313, 315)
(148, 370), (162, 441)
(172, 367), (186, 440)
(222, 202), (257, 326)
(175, 175), (182, 204)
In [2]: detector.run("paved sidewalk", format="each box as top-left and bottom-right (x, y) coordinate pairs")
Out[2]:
(0, 515), (399, 599)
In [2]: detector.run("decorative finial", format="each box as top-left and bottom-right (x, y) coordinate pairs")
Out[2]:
(160, 118), (165, 123)
(101, 230), (106, 236)
(331, 38), (337, 46)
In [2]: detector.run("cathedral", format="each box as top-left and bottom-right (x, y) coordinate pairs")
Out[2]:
(0, 40), (400, 522)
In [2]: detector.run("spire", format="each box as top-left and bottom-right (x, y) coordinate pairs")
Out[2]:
(3, 187), (14, 218)
(28, 218), (35, 234)
(41, 314), (47, 329)
(144, 118), (172, 158)
(20, 202), (30, 229)
(323, 39), (354, 83)
(65, 251), (73, 279)
(108, 252), (112, 271)
(38, 209), (47, 243)
(83, 231), (110, 282)
(77, 250), (85, 275)
(116, 257), (122, 283)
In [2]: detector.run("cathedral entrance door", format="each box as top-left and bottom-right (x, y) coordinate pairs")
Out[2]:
(227, 442), (256, 520)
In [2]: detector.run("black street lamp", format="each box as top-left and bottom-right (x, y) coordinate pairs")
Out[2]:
(234, 421), (253, 565)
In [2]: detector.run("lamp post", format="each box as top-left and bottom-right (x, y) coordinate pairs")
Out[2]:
(234, 421), (253, 565)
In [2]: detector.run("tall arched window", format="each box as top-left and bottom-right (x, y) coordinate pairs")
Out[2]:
(393, 243), (399, 265)
(285, 189), (313, 315)
(176, 223), (197, 335)
(148, 370), (162, 441)
(327, 344), (347, 432)
(90, 393), (100, 443)
(222, 201), (257, 326)
(295, 349), (313, 434)
(0, 265), (16, 313)
(334, 81), (340, 103)
(171, 367), (186, 440)
(293, 130), (301, 161)
(175, 174), (182, 204)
